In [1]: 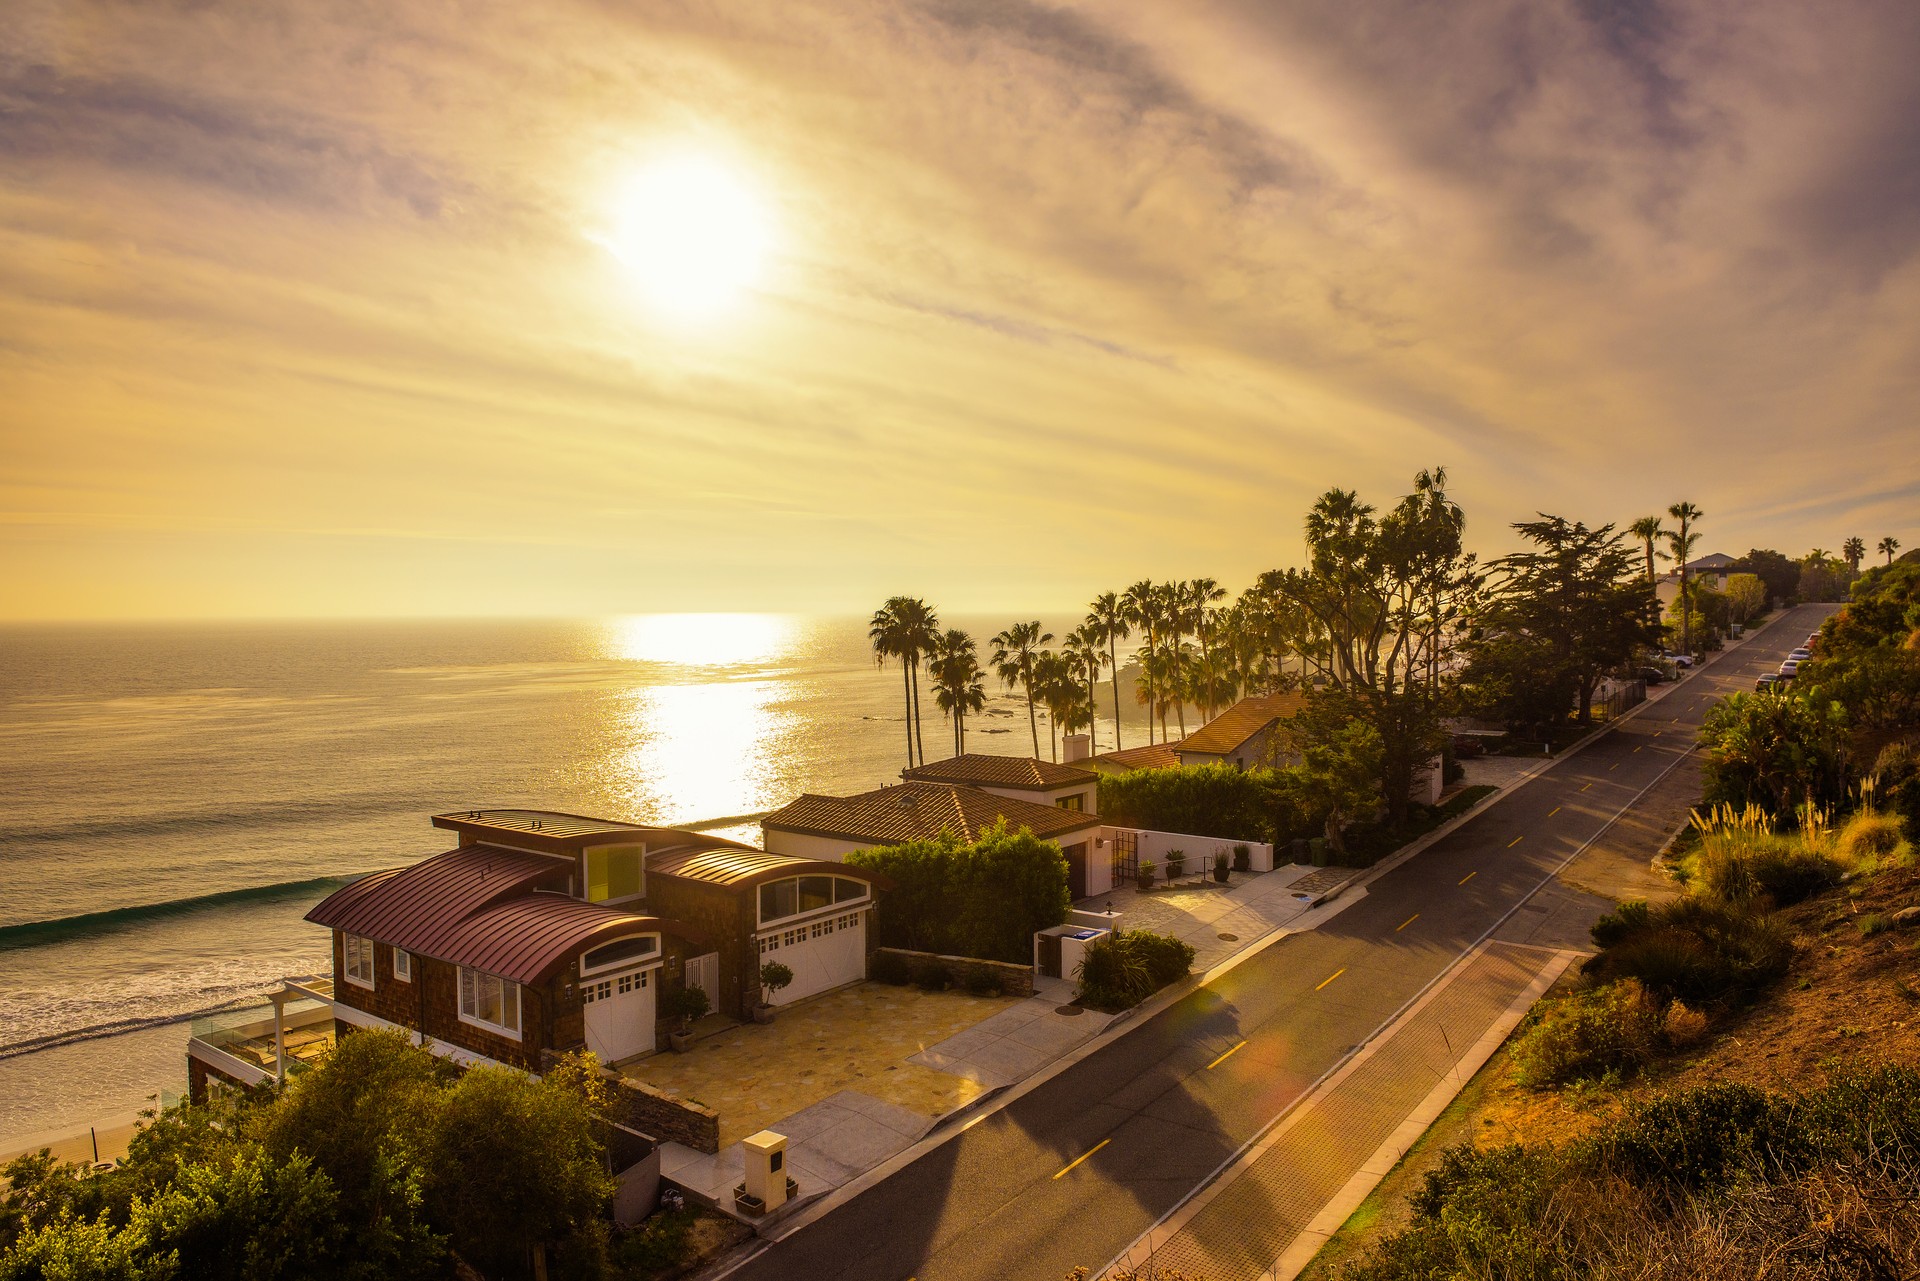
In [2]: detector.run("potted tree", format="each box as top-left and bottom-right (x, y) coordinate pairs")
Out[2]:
(1213, 851), (1230, 883)
(1136, 859), (1156, 892)
(754, 961), (793, 1023)
(1165, 849), (1186, 881)
(666, 985), (710, 1053)
(1233, 844), (1252, 873)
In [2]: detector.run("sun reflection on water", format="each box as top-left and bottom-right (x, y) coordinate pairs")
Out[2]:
(606, 613), (796, 668)
(613, 680), (792, 825)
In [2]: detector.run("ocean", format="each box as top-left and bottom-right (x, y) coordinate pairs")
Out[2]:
(0, 614), (1143, 1144)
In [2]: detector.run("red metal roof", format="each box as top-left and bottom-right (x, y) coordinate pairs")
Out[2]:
(647, 845), (891, 891)
(306, 844), (704, 984)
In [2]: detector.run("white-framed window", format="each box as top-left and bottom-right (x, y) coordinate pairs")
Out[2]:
(757, 875), (869, 928)
(458, 967), (521, 1039)
(580, 933), (659, 976)
(392, 947), (412, 982)
(584, 843), (645, 904)
(343, 934), (375, 989)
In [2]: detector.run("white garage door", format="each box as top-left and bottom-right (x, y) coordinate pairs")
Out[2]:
(582, 965), (656, 1063)
(761, 910), (866, 1006)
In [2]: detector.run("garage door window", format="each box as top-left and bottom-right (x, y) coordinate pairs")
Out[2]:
(582, 934), (659, 975)
(759, 875), (869, 928)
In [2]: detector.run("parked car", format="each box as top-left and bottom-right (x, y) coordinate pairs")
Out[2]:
(1663, 653), (1696, 668)
(1788, 648), (1812, 662)
(1755, 673), (1781, 691)
(1634, 666), (1669, 684)
(1779, 659), (1801, 677)
(1450, 733), (1486, 758)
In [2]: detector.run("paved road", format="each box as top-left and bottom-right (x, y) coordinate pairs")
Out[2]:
(725, 609), (1825, 1281)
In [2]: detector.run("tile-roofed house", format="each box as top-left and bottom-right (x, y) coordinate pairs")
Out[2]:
(761, 780), (1109, 899)
(1174, 692), (1307, 770)
(901, 753), (1098, 814)
(1083, 740), (1184, 775)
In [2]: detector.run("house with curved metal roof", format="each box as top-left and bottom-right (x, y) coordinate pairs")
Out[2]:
(285, 809), (886, 1077)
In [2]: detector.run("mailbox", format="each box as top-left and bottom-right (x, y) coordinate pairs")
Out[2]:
(743, 1130), (788, 1212)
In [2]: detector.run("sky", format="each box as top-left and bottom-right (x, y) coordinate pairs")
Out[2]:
(2, 0), (1917, 621)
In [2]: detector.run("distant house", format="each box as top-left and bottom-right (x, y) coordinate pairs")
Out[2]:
(1657, 552), (1736, 609)
(762, 779), (1107, 897)
(297, 809), (885, 1072)
(900, 753), (1098, 813)
(1082, 740), (1184, 776)
(1173, 693), (1307, 770)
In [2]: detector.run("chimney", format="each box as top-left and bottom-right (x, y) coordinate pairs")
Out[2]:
(1063, 734), (1091, 763)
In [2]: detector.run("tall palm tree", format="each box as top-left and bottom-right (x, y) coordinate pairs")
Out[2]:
(1628, 516), (1664, 584)
(990, 620), (1053, 759)
(1186, 577), (1228, 719)
(895, 599), (938, 766)
(1086, 593), (1130, 752)
(1881, 536), (1903, 566)
(1031, 650), (1079, 762)
(1121, 580), (1161, 743)
(1843, 537), (1866, 577)
(1157, 581), (1190, 737)
(1063, 624), (1108, 754)
(929, 630), (985, 757)
(869, 598), (924, 767)
(1666, 501), (1704, 656)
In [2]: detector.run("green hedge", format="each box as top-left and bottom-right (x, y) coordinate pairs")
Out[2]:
(846, 819), (1069, 964)
(1098, 763), (1320, 844)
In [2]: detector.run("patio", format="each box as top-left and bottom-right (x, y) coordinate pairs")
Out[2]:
(1078, 861), (1321, 972)
(623, 982), (1018, 1149)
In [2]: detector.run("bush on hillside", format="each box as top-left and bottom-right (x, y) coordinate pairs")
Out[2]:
(1585, 897), (1793, 1006)
(847, 819), (1070, 964)
(1699, 691), (1852, 823)
(1837, 807), (1908, 861)
(1511, 979), (1662, 1087)
(1695, 833), (1842, 907)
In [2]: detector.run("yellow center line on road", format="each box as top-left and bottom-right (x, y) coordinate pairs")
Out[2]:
(1634, 746), (1643, 753)
(1396, 913), (1419, 932)
(1507, 836), (1524, 847)
(1580, 782), (1593, 792)
(1459, 871), (1477, 885)
(1207, 1040), (1247, 1070)
(1053, 1138), (1110, 1180)
(1609, 763), (1619, 771)
(1316, 967), (1347, 991)
(1548, 806), (1561, 817)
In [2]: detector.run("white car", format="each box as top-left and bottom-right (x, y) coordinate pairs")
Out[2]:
(1663, 653), (1696, 669)
(1779, 659), (1801, 677)
(1788, 648), (1812, 662)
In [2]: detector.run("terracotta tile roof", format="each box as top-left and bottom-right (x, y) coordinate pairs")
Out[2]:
(1175, 692), (1307, 758)
(647, 845), (890, 891)
(902, 754), (1097, 790)
(1086, 741), (1184, 772)
(762, 782), (1099, 847)
(306, 844), (702, 985)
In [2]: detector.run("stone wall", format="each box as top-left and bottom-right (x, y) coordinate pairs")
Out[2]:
(610, 1075), (721, 1154)
(872, 947), (1034, 998)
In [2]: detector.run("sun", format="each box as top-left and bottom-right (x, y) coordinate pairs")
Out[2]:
(599, 153), (772, 320)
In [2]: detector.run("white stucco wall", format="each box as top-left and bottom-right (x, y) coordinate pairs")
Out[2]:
(1104, 826), (1275, 873)
(760, 829), (879, 862)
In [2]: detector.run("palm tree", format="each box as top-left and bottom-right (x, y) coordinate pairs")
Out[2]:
(1666, 501), (1704, 656)
(929, 630), (985, 757)
(1843, 537), (1866, 577)
(868, 598), (932, 767)
(1086, 593), (1131, 752)
(1879, 536), (1901, 566)
(1186, 577), (1228, 719)
(898, 599), (939, 765)
(1628, 516), (1664, 584)
(1031, 650), (1080, 762)
(1158, 582), (1190, 737)
(989, 620), (1052, 758)
(1121, 580), (1161, 743)
(1063, 624), (1108, 754)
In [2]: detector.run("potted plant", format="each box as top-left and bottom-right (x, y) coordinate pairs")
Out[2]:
(1136, 859), (1156, 891)
(1165, 849), (1186, 881)
(1213, 851), (1230, 883)
(666, 985), (710, 1052)
(754, 961), (793, 1023)
(1233, 844), (1251, 873)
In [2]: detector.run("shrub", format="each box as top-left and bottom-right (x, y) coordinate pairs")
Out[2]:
(1588, 898), (1793, 1006)
(1164, 849), (1187, 878)
(847, 819), (1070, 964)
(1838, 808), (1907, 861)
(665, 986), (710, 1027)
(963, 969), (1002, 997)
(758, 962), (793, 1005)
(910, 958), (949, 991)
(869, 951), (910, 985)
(1661, 998), (1709, 1048)
(1130, 931), (1196, 988)
(1097, 763), (1277, 842)
(1232, 844), (1251, 872)
(1590, 899), (1651, 949)
(1597, 1082), (1810, 1191)
(1860, 913), (1891, 937)
(1512, 980), (1662, 1087)
(1073, 929), (1193, 1011)
(1748, 845), (1843, 904)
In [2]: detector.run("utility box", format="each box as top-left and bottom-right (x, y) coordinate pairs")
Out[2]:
(742, 1131), (789, 1213)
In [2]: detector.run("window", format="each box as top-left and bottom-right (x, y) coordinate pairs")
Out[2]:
(759, 875), (869, 927)
(392, 947), (412, 982)
(582, 934), (658, 975)
(458, 967), (521, 1038)
(585, 843), (644, 903)
(1056, 793), (1084, 811)
(344, 934), (375, 988)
